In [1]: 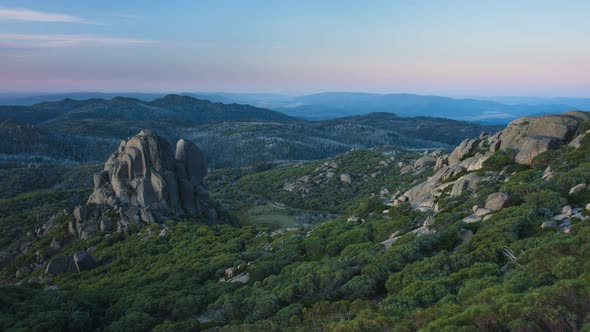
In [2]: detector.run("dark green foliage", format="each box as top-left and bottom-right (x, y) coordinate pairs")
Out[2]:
(4, 138), (590, 330)
(230, 149), (431, 213)
(0, 286), (109, 331)
(483, 148), (517, 171)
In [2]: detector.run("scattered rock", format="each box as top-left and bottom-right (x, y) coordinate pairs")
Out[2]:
(463, 214), (481, 224)
(388, 231), (400, 239)
(562, 205), (573, 216)
(48, 238), (62, 254)
(380, 236), (400, 249)
(552, 214), (569, 221)
(542, 166), (554, 180)
(45, 251), (99, 276)
(485, 192), (510, 211)
(16, 266), (31, 278)
(569, 183), (587, 195)
(451, 173), (485, 197)
(228, 273), (249, 283)
(571, 213), (587, 221)
(458, 229), (473, 241)
(558, 219), (572, 229)
(411, 227), (435, 236)
(35, 210), (67, 237)
(225, 267), (236, 279)
(73, 251), (99, 272)
(45, 256), (77, 275)
(474, 208), (491, 217)
(541, 221), (558, 229)
(340, 173), (352, 185)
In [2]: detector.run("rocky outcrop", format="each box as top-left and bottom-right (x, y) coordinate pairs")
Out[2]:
(71, 130), (218, 239)
(447, 138), (480, 165)
(394, 111), (590, 213)
(88, 130), (210, 215)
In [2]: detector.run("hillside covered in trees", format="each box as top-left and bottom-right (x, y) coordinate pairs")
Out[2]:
(1, 111), (590, 330)
(0, 96), (498, 168)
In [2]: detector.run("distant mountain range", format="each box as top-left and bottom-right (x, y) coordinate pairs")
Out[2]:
(1, 91), (586, 123)
(0, 94), (294, 125)
(0, 94), (499, 168)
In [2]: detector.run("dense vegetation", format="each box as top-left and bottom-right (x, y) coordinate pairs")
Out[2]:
(2, 134), (590, 330)
(226, 149), (429, 214)
(0, 165), (98, 248)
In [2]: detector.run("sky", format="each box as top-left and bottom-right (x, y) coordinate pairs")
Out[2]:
(0, 0), (589, 97)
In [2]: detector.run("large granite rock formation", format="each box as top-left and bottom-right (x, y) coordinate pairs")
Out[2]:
(71, 130), (218, 239)
(393, 111), (590, 212)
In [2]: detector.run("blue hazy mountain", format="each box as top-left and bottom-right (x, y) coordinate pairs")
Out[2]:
(0, 92), (585, 124)
(274, 92), (579, 123)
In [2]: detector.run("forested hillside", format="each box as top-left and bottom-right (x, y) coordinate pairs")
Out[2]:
(2, 111), (590, 330)
(0, 97), (498, 168)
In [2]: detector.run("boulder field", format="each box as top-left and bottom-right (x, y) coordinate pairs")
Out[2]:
(392, 111), (590, 212)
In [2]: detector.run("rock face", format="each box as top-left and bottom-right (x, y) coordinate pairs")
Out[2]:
(514, 137), (559, 165)
(88, 130), (209, 216)
(393, 111), (590, 213)
(72, 130), (217, 239)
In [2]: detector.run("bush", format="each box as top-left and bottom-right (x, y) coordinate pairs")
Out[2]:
(342, 275), (376, 299)
(483, 149), (517, 171)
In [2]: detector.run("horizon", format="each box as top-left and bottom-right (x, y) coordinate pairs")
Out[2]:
(1, 90), (590, 101)
(1, 1), (589, 97)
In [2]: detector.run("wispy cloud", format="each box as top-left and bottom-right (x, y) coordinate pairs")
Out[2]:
(0, 7), (96, 24)
(0, 33), (153, 48)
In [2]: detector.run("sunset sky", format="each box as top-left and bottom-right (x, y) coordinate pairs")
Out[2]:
(0, 0), (589, 96)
